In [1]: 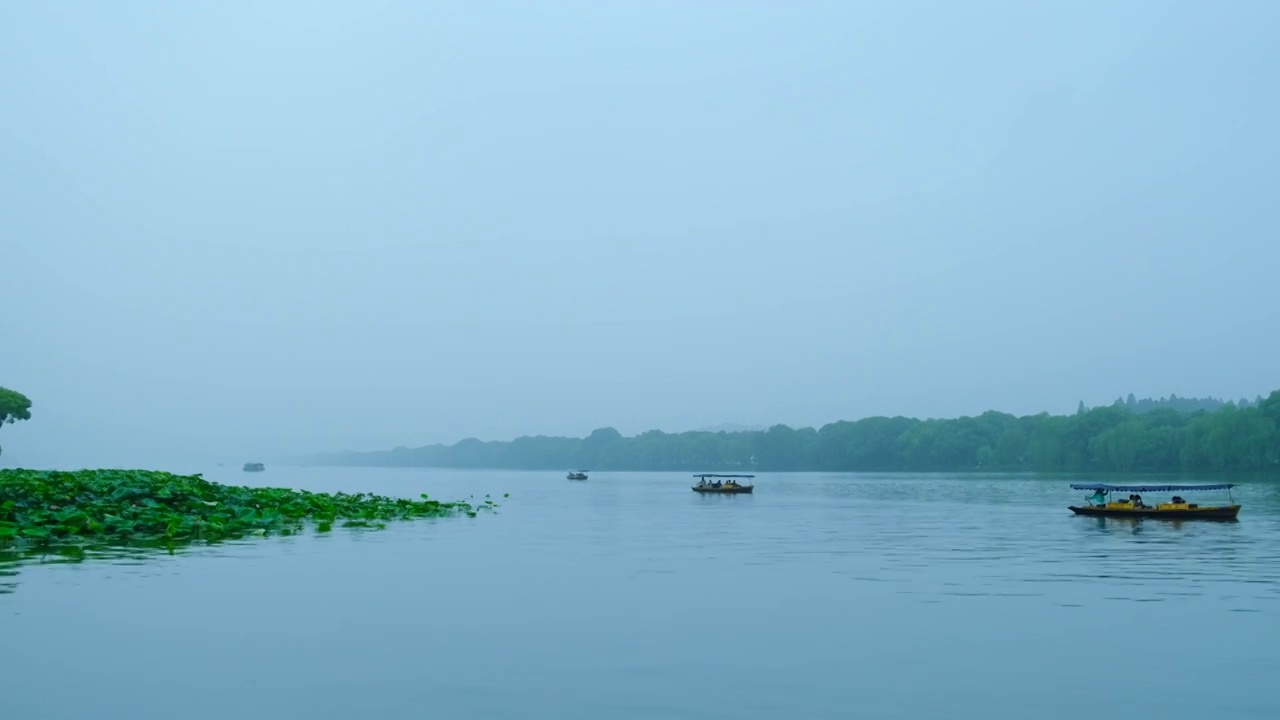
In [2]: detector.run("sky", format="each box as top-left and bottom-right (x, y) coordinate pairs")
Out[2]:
(3, 1), (1279, 467)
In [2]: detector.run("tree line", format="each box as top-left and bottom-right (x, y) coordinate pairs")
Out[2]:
(1098, 393), (1262, 415)
(311, 390), (1280, 473)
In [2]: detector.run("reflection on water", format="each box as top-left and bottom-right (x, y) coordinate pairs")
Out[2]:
(3, 469), (1280, 720)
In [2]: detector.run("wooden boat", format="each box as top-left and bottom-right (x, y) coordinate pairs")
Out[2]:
(1068, 483), (1239, 520)
(692, 474), (754, 494)
(242, 462), (265, 472)
(566, 471), (588, 480)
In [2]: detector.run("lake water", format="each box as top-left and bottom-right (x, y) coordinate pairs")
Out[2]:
(3, 468), (1280, 719)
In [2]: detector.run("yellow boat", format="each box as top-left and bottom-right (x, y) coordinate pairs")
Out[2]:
(1068, 483), (1240, 520)
(692, 474), (754, 494)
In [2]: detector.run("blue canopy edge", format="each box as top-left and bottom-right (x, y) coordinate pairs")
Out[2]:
(1070, 483), (1234, 492)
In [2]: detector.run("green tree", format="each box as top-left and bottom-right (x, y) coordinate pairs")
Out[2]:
(753, 425), (818, 470)
(1091, 419), (1144, 471)
(1260, 391), (1280, 425)
(0, 386), (33, 457)
(579, 427), (623, 468)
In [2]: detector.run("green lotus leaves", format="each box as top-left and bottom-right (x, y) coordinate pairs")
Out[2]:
(0, 469), (493, 551)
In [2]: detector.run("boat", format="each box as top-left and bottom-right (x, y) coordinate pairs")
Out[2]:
(1068, 483), (1239, 520)
(567, 471), (588, 480)
(692, 474), (754, 493)
(243, 462), (265, 472)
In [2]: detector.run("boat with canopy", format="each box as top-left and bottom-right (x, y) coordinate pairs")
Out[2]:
(1068, 483), (1240, 520)
(692, 474), (754, 494)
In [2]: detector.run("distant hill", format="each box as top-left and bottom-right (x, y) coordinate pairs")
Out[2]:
(298, 389), (1280, 474)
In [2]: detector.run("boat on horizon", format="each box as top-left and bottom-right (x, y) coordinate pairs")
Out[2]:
(1068, 483), (1239, 520)
(692, 474), (754, 494)
(243, 462), (265, 472)
(567, 471), (588, 480)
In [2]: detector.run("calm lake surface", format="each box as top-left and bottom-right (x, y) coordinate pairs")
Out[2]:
(4, 468), (1280, 719)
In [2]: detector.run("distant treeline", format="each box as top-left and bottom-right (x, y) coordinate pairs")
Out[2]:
(309, 391), (1280, 473)
(1098, 393), (1262, 415)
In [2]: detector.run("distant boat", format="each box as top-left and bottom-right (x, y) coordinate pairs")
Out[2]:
(243, 463), (265, 472)
(1068, 483), (1240, 520)
(567, 471), (588, 480)
(692, 474), (754, 494)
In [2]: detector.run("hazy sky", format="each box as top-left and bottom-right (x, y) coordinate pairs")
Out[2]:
(3, 1), (1278, 466)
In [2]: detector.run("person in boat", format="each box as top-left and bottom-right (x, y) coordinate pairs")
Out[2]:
(1089, 489), (1107, 505)
(712, 480), (722, 488)
(1132, 494), (1145, 508)
(1171, 495), (1185, 504)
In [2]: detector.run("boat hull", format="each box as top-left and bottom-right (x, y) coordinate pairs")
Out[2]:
(692, 485), (753, 494)
(1069, 505), (1240, 520)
